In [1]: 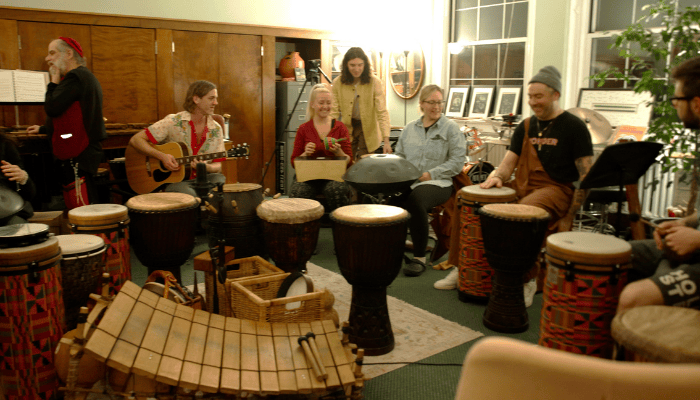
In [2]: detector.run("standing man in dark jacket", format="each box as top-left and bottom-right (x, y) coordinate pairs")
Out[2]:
(27, 37), (107, 208)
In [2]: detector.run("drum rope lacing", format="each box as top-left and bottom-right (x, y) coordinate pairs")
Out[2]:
(546, 251), (627, 283)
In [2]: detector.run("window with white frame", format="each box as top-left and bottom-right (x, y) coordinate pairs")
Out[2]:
(450, 0), (529, 91)
(587, 0), (696, 88)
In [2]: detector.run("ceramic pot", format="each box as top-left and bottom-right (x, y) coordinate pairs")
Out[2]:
(279, 52), (304, 78)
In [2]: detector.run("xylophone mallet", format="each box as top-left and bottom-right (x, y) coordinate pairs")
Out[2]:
(298, 336), (326, 381)
(305, 332), (328, 379)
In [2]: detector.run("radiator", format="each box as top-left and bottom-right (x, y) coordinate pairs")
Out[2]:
(638, 162), (675, 219)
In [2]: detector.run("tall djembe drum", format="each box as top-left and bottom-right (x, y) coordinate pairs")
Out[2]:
(479, 203), (550, 333)
(331, 204), (410, 356)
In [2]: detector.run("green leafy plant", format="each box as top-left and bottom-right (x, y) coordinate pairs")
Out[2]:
(590, 0), (700, 213)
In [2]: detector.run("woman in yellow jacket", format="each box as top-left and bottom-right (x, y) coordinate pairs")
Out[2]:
(331, 47), (391, 159)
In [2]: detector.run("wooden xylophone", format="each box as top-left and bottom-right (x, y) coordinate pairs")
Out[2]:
(64, 280), (364, 398)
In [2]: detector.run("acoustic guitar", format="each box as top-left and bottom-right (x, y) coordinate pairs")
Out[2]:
(124, 142), (250, 194)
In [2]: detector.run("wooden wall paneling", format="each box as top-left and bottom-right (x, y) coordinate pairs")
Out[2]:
(156, 29), (175, 119)
(171, 31), (219, 113)
(0, 19), (20, 127)
(91, 26), (158, 125)
(16, 21), (91, 127)
(320, 39), (332, 86)
(261, 35), (276, 193)
(218, 33), (263, 185)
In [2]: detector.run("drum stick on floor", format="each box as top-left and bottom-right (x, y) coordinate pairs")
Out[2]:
(298, 336), (325, 381)
(305, 333), (328, 379)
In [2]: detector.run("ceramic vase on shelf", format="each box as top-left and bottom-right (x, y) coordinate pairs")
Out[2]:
(279, 52), (304, 79)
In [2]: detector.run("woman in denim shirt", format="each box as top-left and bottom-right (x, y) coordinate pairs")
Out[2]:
(394, 84), (466, 276)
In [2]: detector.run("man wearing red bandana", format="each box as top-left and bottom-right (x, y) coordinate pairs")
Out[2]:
(27, 37), (106, 208)
(128, 80), (226, 196)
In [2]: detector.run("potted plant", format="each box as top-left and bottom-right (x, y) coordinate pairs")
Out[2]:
(590, 0), (700, 214)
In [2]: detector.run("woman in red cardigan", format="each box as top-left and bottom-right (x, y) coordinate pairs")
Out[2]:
(290, 84), (352, 212)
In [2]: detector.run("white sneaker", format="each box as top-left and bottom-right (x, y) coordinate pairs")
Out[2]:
(434, 268), (459, 290)
(524, 279), (537, 308)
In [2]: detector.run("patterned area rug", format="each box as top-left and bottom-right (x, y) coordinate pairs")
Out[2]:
(304, 262), (483, 379)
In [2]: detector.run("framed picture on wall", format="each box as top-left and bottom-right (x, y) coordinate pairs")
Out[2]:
(494, 86), (522, 116)
(468, 86), (495, 118)
(446, 87), (469, 117)
(294, 67), (306, 82)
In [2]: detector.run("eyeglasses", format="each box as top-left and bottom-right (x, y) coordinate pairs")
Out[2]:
(670, 95), (694, 103)
(423, 101), (446, 106)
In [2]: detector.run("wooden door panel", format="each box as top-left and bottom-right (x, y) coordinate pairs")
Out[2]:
(92, 26), (157, 124)
(171, 31), (219, 113)
(0, 19), (20, 128)
(219, 34), (262, 185)
(17, 21), (91, 127)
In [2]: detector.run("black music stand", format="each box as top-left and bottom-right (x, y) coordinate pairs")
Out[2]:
(579, 141), (664, 235)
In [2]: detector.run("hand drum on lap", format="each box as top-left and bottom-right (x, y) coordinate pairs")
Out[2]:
(207, 183), (265, 259)
(0, 237), (64, 399)
(55, 234), (105, 331)
(330, 204), (410, 356)
(457, 185), (517, 301)
(256, 198), (324, 273)
(126, 192), (200, 282)
(478, 203), (550, 333)
(540, 231), (632, 358)
(612, 305), (700, 363)
(68, 204), (130, 295)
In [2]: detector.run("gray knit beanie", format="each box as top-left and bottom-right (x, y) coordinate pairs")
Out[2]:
(529, 65), (561, 94)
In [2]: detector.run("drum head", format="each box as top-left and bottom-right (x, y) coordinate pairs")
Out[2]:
(216, 183), (262, 193)
(0, 223), (50, 248)
(276, 272), (314, 310)
(257, 198), (324, 224)
(612, 305), (700, 363)
(56, 234), (105, 256)
(458, 185), (516, 203)
(480, 203), (550, 220)
(68, 204), (128, 225)
(127, 192), (199, 211)
(331, 204), (409, 225)
(546, 231), (631, 266)
(0, 184), (23, 219)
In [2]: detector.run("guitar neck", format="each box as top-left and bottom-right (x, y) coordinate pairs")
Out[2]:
(175, 151), (226, 165)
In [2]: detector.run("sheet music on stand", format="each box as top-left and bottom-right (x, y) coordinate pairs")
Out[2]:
(577, 88), (653, 128)
(0, 69), (49, 103)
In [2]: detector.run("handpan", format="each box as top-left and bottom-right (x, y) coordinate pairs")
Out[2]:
(331, 204), (410, 355)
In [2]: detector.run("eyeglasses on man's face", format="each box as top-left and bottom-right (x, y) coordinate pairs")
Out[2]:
(423, 100), (445, 106)
(670, 95), (694, 103)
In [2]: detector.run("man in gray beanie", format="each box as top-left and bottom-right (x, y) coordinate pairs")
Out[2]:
(476, 65), (593, 307)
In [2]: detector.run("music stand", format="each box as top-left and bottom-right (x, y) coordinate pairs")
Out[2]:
(579, 141), (664, 235)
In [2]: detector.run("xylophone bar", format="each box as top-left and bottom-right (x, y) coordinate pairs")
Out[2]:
(82, 280), (359, 396)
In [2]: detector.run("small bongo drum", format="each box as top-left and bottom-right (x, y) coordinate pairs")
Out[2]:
(127, 192), (200, 283)
(68, 203), (130, 295)
(612, 305), (700, 363)
(539, 231), (631, 358)
(331, 204), (410, 356)
(207, 183), (265, 258)
(457, 185), (517, 302)
(55, 234), (105, 330)
(479, 203), (550, 333)
(256, 198), (324, 272)
(0, 236), (64, 400)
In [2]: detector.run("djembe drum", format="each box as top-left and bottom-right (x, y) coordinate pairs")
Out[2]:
(0, 227), (64, 400)
(612, 305), (700, 363)
(256, 198), (324, 272)
(55, 234), (105, 330)
(126, 192), (200, 282)
(330, 204), (410, 356)
(68, 203), (130, 295)
(478, 203), (550, 333)
(540, 231), (631, 358)
(457, 185), (517, 302)
(207, 183), (265, 258)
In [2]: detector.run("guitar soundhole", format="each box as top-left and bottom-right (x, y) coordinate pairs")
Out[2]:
(153, 168), (172, 183)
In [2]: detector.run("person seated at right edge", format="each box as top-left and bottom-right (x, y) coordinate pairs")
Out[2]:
(128, 80), (226, 197)
(290, 84), (352, 212)
(473, 66), (593, 307)
(393, 84), (466, 277)
(617, 56), (700, 313)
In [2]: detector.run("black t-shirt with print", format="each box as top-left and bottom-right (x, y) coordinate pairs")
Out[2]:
(509, 111), (593, 183)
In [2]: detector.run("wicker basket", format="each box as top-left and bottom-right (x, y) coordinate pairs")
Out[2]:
(228, 273), (325, 323)
(212, 256), (284, 316)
